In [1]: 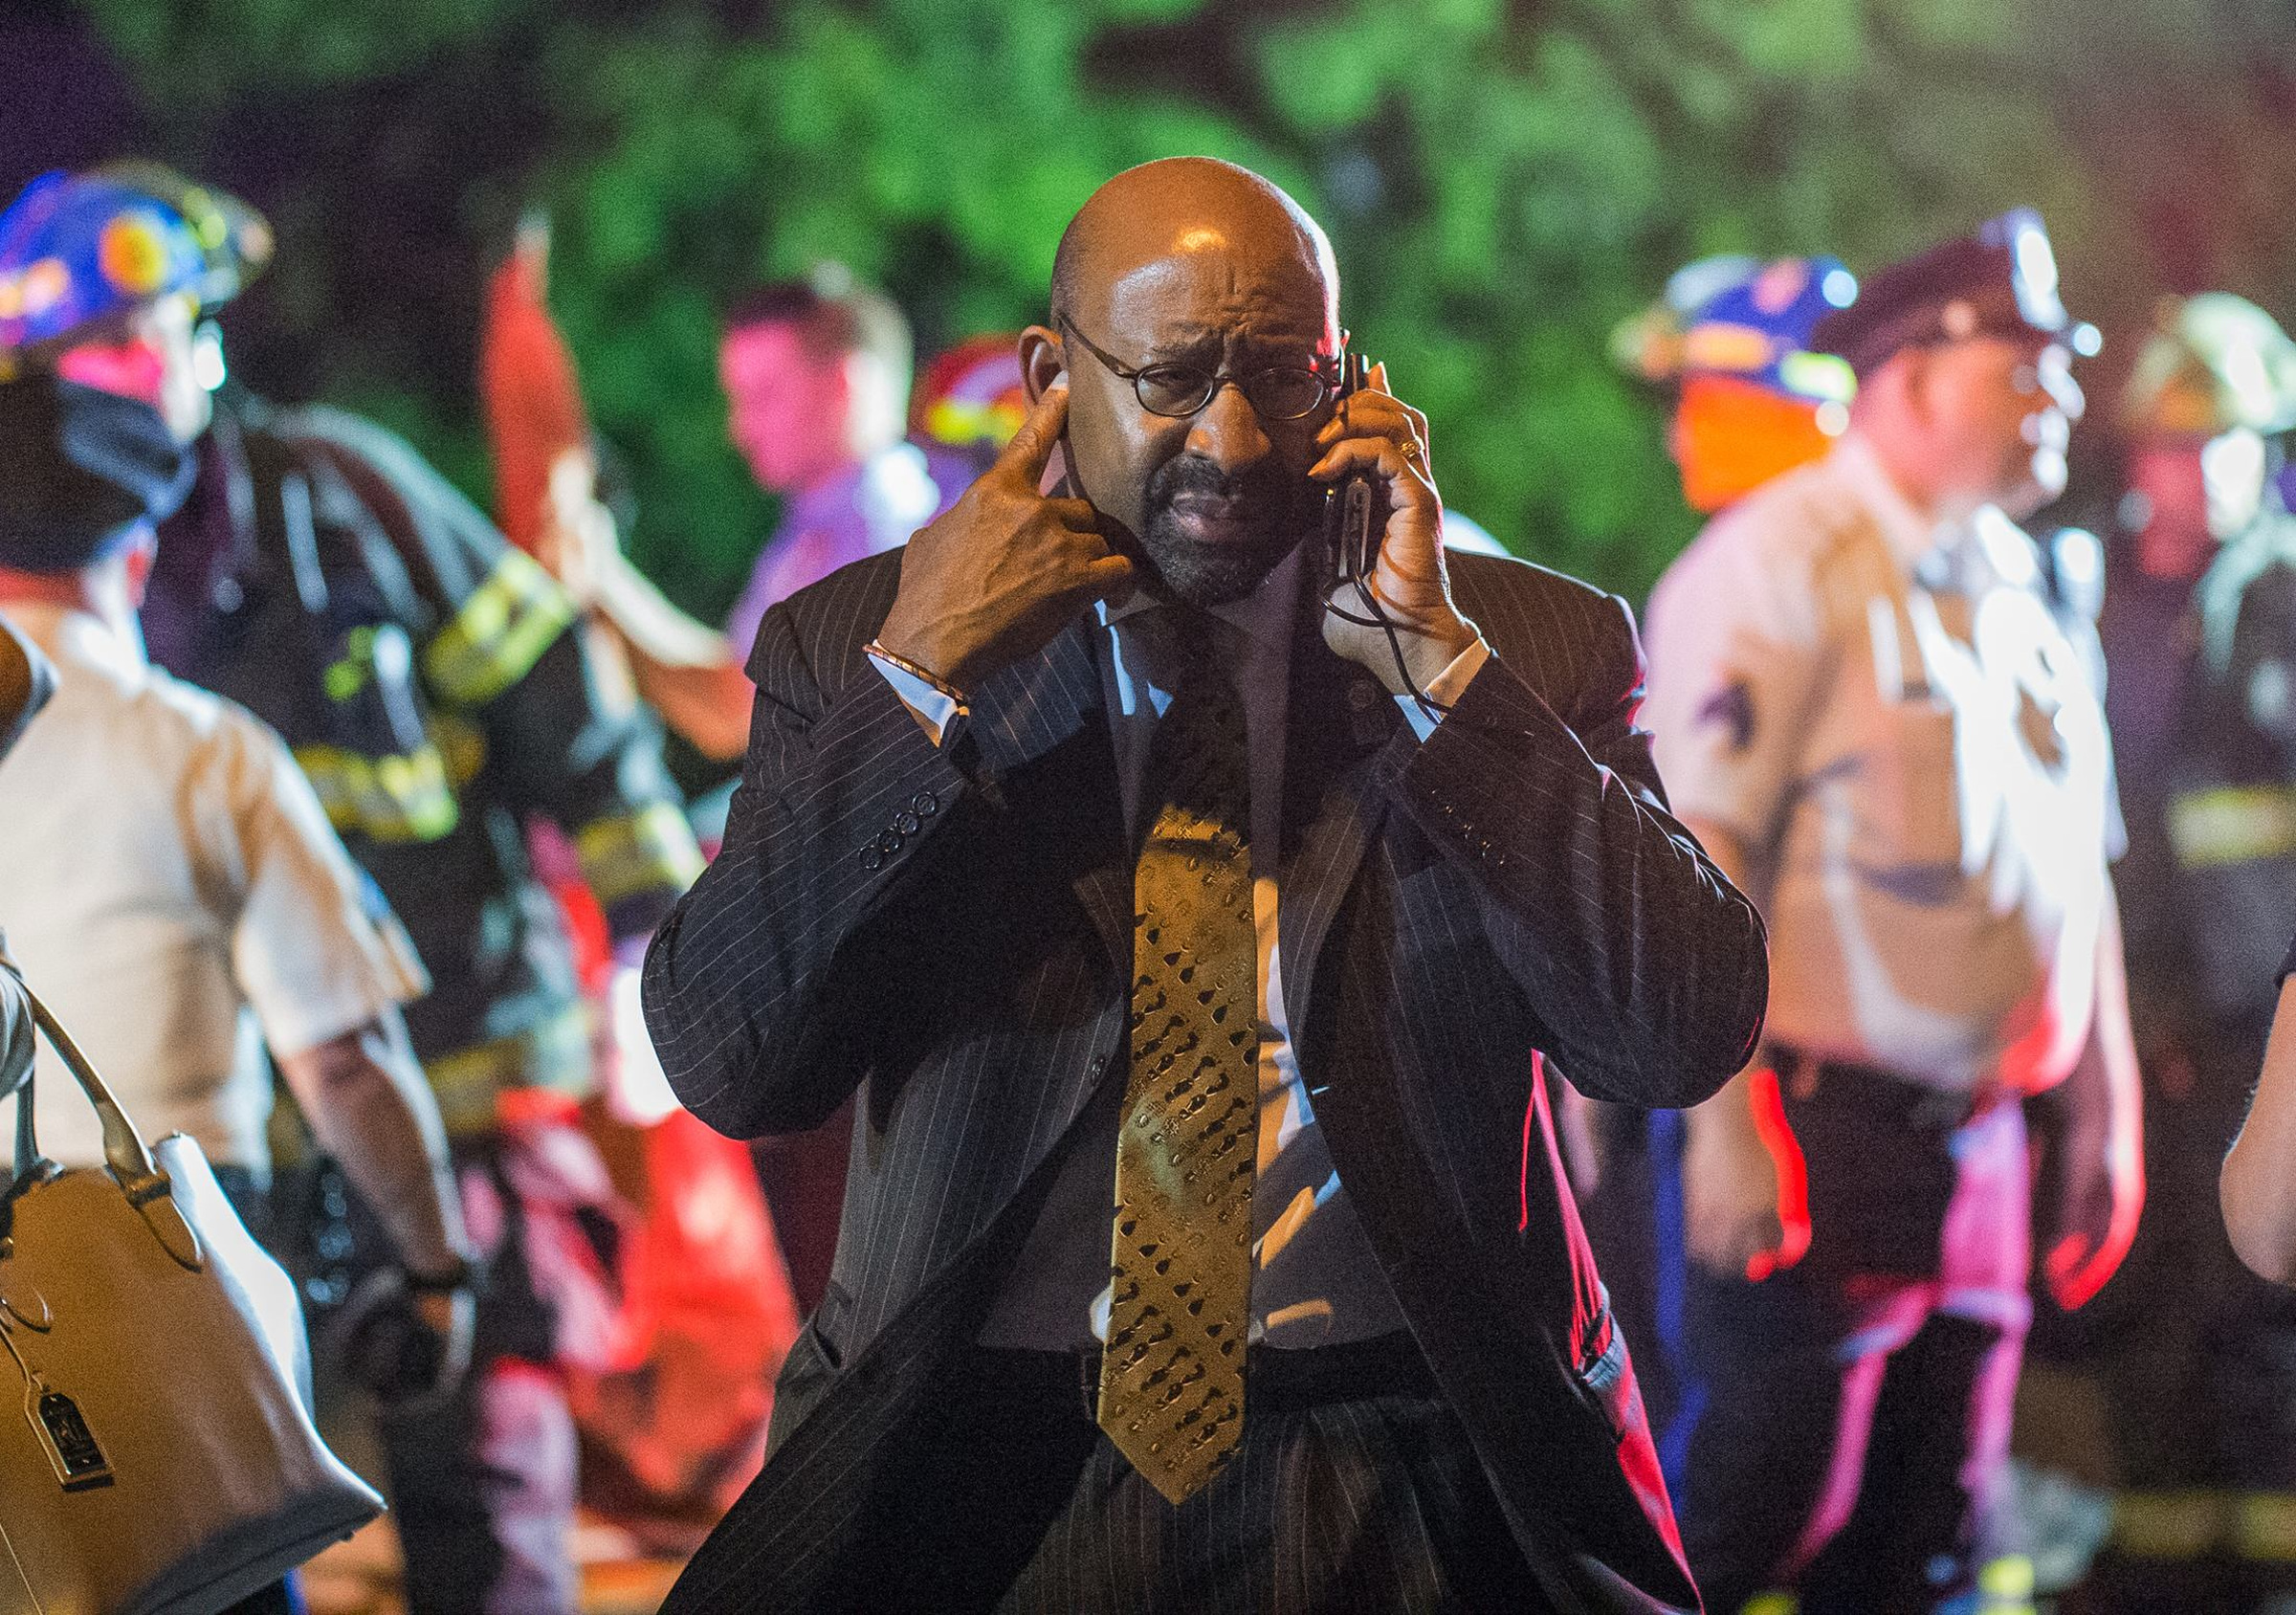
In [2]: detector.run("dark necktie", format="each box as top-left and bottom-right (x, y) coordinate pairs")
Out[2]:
(1096, 609), (1258, 1504)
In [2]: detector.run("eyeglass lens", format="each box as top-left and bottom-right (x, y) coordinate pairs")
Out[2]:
(1133, 364), (1331, 421)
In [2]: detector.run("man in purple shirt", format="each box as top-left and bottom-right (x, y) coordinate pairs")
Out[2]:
(719, 270), (970, 661)
(556, 267), (967, 764)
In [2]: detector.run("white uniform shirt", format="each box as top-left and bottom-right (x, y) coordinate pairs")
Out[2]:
(0, 606), (426, 1170)
(1642, 434), (2114, 1094)
(879, 547), (1487, 1348)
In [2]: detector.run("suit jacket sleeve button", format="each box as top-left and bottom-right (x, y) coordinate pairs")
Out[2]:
(861, 846), (886, 872)
(911, 789), (939, 817)
(894, 809), (921, 834)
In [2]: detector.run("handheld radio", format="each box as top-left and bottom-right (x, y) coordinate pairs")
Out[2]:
(1322, 348), (1380, 586)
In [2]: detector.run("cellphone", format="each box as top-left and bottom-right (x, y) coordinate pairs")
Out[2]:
(1322, 348), (1381, 586)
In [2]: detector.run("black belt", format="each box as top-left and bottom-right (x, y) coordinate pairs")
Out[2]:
(1769, 1044), (2003, 1133)
(969, 1331), (1436, 1426)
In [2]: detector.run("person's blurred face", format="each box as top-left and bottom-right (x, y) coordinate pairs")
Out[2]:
(1916, 332), (2083, 518)
(1047, 233), (1336, 607)
(53, 292), (212, 444)
(1667, 375), (1838, 514)
(718, 320), (854, 495)
(2126, 426), (2268, 577)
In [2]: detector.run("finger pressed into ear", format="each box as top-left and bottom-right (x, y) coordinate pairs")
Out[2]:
(1004, 382), (1071, 476)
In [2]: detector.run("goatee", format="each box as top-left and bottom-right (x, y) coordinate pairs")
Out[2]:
(1135, 453), (1314, 607)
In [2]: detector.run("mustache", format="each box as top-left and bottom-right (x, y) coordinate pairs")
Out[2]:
(1147, 454), (1300, 516)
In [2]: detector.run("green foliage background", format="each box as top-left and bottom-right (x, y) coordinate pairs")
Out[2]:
(72, 0), (2296, 613)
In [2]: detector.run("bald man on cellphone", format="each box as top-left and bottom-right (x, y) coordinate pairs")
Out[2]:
(643, 158), (1766, 1615)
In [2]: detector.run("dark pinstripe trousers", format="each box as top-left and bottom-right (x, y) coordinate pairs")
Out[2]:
(847, 1348), (1547, 1615)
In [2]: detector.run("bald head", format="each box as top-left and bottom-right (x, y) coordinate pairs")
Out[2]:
(1017, 160), (1343, 607)
(1049, 159), (1338, 332)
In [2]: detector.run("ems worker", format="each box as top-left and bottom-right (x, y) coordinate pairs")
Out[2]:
(910, 329), (1031, 472)
(1613, 252), (1862, 514)
(1640, 210), (2146, 1613)
(0, 166), (705, 1615)
(0, 370), (476, 1490)
(2092, 293), (2296, 1604)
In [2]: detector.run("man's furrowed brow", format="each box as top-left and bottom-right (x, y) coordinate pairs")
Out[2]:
(1135, 323), (1328, 367)
(1128, 324), (1225, 365)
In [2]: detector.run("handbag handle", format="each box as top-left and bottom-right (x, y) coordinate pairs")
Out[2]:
(6, 980), (203, 1272)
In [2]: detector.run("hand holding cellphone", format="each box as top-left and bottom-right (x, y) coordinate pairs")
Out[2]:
(1315, 343), (1458, 723)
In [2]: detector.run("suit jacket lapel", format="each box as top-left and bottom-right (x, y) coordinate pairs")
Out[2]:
(1276, 588), (1402, 1037)
(965, 611), (1130, 982)
(1068, 843), (1130, 988)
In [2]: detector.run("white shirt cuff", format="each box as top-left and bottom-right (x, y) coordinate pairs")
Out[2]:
(869, 649), (964, 745)
(1397, 636), (1491, 741)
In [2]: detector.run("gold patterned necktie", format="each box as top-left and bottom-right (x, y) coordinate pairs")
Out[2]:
(1097, 608), (1259, 1505)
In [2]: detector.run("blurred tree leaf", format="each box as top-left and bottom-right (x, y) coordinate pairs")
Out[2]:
(73, 0), (2296, 615)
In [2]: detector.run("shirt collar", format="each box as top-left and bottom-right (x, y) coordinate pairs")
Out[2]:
(786, 442), (934, 532)
(1100, 542), (1305, 655)
(1830, 431), (1954, 572)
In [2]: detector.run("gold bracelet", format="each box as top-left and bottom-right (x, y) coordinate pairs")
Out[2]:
(864, 639), (971, 709)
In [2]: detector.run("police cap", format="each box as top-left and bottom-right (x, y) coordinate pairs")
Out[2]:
(1816, 210), (2087, 376)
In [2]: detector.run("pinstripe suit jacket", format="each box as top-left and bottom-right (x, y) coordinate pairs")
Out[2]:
(643, 546), (1768, 1614)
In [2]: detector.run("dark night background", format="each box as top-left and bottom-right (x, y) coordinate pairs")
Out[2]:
(8, 0), (2296, 616)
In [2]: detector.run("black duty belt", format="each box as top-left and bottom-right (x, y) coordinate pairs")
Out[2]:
(1768, 1044), (2005, 1134)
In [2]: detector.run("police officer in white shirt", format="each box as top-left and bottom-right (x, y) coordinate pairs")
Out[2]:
(1639, 211), (2146, 1613)
(0, 373), (478, 1437)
